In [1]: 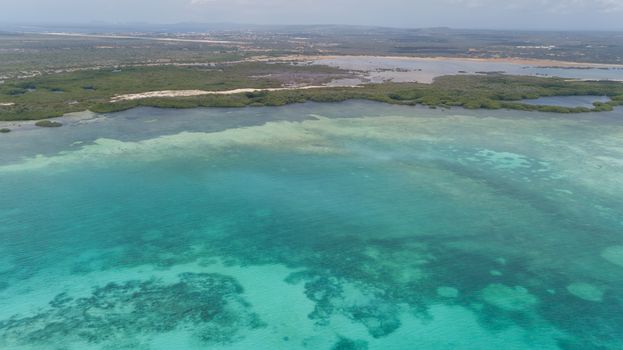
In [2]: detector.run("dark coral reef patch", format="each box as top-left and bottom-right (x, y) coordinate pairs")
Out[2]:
(0, 273), (263, 347)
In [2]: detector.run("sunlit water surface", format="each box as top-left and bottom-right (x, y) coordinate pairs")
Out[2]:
(1, 101), (622, 350)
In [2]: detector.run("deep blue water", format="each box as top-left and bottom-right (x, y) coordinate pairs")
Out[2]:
(1, 101), (622, 349)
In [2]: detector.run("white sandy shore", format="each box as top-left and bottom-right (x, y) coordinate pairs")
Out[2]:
(0, 103), (15, 107)
(110, 85), (356, 102)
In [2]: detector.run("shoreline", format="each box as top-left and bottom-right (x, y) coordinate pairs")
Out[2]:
(110, 85), (359, 103)
(250, 54), (623, 69)
(2, 98), (620, 133)
(0, 110), (98, 131)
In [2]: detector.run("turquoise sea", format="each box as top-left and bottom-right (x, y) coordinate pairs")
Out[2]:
(1, 101), (622, 349)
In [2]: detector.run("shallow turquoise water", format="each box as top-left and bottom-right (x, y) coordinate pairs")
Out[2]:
(1, 101), (623, 349)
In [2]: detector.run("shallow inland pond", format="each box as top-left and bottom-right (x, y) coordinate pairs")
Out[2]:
(520, 95), (611, 108)
(310, 56), (623, 83)
(1, 101), (622, 350)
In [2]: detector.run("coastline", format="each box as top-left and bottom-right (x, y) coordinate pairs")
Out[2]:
(251, 54), (623, 69)
(1, 97), (620, 134)
(2, 61), (622, 122)
(110, 85), (359, 102)
(0, 110), (97, 131)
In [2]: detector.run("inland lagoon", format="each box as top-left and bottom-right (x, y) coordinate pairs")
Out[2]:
(310, 56), (623, 84)
(1, 101), (622, 349)
(520, 95), (612, 109)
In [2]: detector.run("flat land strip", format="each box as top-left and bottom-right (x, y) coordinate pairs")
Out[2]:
(1, 29), (623, 122)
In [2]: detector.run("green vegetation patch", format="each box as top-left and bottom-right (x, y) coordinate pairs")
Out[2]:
(1, 65), (623, 121)
(0, 63), (345, 121)
(34, 120), (63, 128)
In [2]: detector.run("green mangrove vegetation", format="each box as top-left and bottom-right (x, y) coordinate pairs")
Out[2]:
(34, 120), (63, 128)
(1, 64), (623, 121)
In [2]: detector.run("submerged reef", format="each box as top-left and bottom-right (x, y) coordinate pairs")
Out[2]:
(0, 273), (263, 347)
(601, 246), (623, 268)
(566, 283), (604, 302)
(2, 103), (623, 349)
(332, 337), (369, 350)
(479, 284), (539, 312)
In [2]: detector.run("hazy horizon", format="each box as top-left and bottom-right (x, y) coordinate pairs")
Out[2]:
(0, 0), (622, 31)
(4, 22), (623, 34)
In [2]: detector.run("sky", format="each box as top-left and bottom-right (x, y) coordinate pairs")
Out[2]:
(0, 0), (622, 30)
